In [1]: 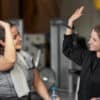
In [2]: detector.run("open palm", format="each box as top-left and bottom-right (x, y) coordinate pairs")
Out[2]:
(69, 6), (84, 22)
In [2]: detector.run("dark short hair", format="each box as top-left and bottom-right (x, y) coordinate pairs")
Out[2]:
(93, 24), (100, 38)
(6, 21), (16, 27)
(0, 26), (5, 43)
(0, 26), (5, 55)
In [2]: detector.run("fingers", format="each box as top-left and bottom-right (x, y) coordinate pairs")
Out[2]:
(69, 5), (84, 23)
(76, 6), (84, 11)
(79, 6), (84, 11)
(0, 21), (10, 28)
(76, 6), (84, 15)
(91, 97), (100, 100)
(91, 97), (96, 100)
(79, 6), (84, 14)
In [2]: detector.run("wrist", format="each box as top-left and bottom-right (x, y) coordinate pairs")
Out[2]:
(66, 25), (73, 30)
(67, 20), (74, 29)
(68, 18), (74, 25)
(67, 17), (75, 28)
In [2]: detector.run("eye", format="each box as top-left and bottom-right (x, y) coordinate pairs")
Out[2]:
(93, 38), (97, 41)
(13, 35), (17, 39)
(90, 36), (97, 42)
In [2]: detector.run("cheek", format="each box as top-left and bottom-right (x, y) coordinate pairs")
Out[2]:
(92, 43), (100, 50)
(97, 42), (100, 48)
(14, 40), (17, 45)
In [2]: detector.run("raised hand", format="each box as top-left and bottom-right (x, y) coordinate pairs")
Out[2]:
(65, 6), (84, 35)
(0, 21), (11, 34)
(0, 21), (10, 28)
(69, 6), (84, 23)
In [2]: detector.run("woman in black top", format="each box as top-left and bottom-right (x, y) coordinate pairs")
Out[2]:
(63, 6), (100, 100)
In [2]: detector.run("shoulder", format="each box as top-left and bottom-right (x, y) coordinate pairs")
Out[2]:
(84, 51), (96, 63)
(20, 50), (33, 59)
(20, 50), (33, 65)
(20, 50), (35, 69)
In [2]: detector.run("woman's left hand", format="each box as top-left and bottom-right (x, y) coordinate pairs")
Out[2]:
(91, 97), (100, 100)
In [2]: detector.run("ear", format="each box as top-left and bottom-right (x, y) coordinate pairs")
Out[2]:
(0, 40), (5, 47)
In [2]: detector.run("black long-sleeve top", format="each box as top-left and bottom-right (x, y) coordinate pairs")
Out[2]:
(63, 34), (100, 100)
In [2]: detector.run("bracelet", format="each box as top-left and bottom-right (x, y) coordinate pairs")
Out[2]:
(66, 25), (74, 30)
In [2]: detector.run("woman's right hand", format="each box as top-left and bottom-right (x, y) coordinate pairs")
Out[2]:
(91, 98), (96, 100)
(65, 6), (84, 35)
(68, 6), (84, 24)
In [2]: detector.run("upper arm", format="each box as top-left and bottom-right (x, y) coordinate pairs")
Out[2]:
(33, 68), (41, 82)
(63, 34), (87, 66)
(63, 47), (84, 65)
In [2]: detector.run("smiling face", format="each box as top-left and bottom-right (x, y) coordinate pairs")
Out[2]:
(10, 25), (22, 50)
(88, 29), (100, 52)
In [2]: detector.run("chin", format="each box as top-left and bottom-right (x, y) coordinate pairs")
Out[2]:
(89, 48), (96, 51)
(17, 46), (22, 49)
(16, 47), (21, 51)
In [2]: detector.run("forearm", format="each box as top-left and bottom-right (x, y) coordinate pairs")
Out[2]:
(4, 24), (16, 63)
(34, 79), (50, 100)
(65, 19), (74, 36)
(33, 69), (51, 100)
(0, 21), (16, 71)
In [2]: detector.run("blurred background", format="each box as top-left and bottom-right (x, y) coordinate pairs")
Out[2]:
(1, 0), (100, 99)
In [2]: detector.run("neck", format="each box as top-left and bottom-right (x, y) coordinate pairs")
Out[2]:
(96, 51), (100, 58)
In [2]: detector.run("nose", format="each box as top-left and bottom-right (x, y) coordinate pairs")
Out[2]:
(88, 40), (90, 45)
(18, 35), (22, 41)
(88, 38), (92, 45)
(20, 37), (22, 41)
